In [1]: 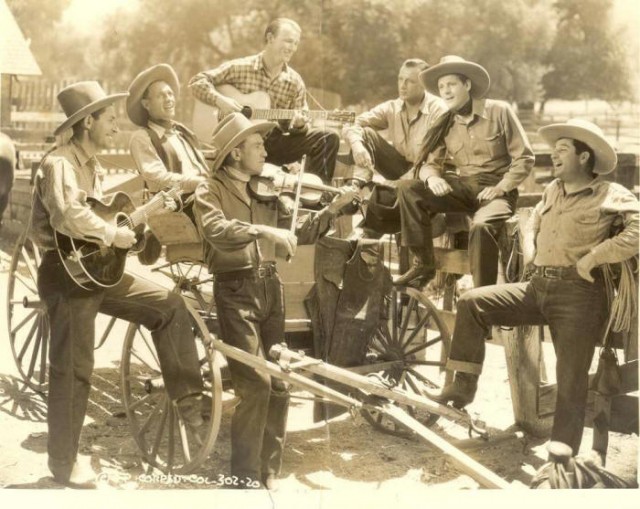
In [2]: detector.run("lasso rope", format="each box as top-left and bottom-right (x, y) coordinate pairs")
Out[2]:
(601, 257), (638, 334)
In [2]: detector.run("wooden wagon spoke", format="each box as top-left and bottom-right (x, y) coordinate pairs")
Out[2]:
(20, 246), (39, 283)
(16, 315), (39, 362)
(166, 404), (176, 471)
(398, 312), (431, 352)
(13, 272), (38, 295)
(150, 397), (169, 461)
(177, 419), (192, 463)
(397, 297), (417, 345)
(39, 317), (49, 385)
(390, 292), (399, 344)
(26, 325), (43, 379)
(137, 394), (164, 435)
(11, 308), (38, 337)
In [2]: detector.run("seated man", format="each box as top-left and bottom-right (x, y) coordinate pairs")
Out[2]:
(30, 82), (204, 488)
(127, 64), (210, 262)
(189, 18), (339, 184)
(342, 58), (446, 185)
(429, 119), (639, 461)
(393, 55), (534, 288)
(193, 113), (356, 488)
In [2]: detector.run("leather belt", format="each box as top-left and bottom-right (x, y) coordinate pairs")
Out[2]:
(533, 265), (582, 280)
(215, 263), (277, 282)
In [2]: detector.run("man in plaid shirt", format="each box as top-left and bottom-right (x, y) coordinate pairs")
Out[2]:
(189, 18), (340, 183)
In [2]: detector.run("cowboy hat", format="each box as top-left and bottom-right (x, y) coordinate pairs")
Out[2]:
(127, 63), (180, 127)
(419, 55), (491, 99)
(209, 113), (276, 172)
(538, 119), (617, 175)
(54, 81), (128, 136)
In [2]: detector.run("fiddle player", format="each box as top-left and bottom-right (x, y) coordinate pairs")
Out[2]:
(193, 113), (357, 489)
(29, 82), (205, 488)
(189, 17), (340, 184)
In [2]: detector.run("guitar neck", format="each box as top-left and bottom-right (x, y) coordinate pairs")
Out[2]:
(250, 109), (328, 121)
(126, 192), (175, 228)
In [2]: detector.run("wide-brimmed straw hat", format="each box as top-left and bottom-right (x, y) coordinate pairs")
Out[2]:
(127, 63), (180, 127)
(54, 81), (128, 135)
(419, 55), (491, 99)
(538, 119), (617, 175)
(209, 113), (276, 172)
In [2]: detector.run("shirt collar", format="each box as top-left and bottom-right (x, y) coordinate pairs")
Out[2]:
(223, 165), (251, 183)
(398, 93), (432, 115)
(453, 98), (488, 124)
(559, 176), (603, 196)
(148, 119), (175, 138)
(256, 51), (290, 78)
(70, 139), (95, 169)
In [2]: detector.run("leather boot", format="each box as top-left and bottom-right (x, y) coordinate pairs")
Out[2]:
(427, 372), (478, 409)
(392, 246), (435, 288)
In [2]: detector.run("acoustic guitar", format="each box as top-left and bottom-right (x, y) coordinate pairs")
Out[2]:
(54, 188), (180, 290)
(192, 84), (355, 142)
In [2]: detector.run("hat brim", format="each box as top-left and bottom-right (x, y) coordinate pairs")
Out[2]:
(420, 61), (490, 99)
(211, 121), (277, 172)
(127, 64), (180, 127)
(538, 124), (617, 174)
(54, 93), (129, 136)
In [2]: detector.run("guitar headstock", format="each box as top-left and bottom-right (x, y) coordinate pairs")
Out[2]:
(326, 110), (356, 124)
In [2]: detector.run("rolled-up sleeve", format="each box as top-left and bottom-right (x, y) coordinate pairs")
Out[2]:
(37, 157), (116, 245)
(193, 180), (259, 252)
(343, 101), (392, 148)
(188, 64), (231, 106)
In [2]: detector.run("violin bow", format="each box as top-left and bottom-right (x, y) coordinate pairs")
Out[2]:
(288, 155), (307, 235)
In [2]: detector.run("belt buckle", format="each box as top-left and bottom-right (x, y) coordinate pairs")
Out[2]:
(544, 267), (562, 279)
(257, 266), (268, 278)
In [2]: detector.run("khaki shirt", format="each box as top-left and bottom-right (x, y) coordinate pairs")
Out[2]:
(194, 167), (334, 274)
(532, 178), (639, 267)
(30, 141), (116, 250)
(423, 98), (534, 193)
(343, 93), (447, 166)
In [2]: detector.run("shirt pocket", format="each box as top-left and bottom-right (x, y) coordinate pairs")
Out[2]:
(574, 210), (601, 242)
(483, 130), (506, 159)
(446, 138), (466, 165)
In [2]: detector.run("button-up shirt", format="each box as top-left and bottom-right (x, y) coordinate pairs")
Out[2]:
(129, 121), (207, 193)
(189, 52), (307, 110)
(423, 98), (534, 193)
(30, 141), (116, 250)
(532, 177), (639, 267)
(343, 93), (447, 165)
(194, 167), (334, 274)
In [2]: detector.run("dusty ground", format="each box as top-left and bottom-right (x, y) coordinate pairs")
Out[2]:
(0, 218), (638, 508)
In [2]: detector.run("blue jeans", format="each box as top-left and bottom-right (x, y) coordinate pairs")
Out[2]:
(447, 273), (608, 454)
(213, 273), (289, 481)
(37, 251), (203, 479)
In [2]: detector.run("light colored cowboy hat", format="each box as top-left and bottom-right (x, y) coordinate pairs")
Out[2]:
(209, 113), (276, 172)
(127, 63), (180, 127)
(538, 119), (617, 175)
(54, 81), (128, 136)
(419, 55), (491, 99)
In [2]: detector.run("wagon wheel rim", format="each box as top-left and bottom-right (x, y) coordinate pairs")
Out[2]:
(121, 304), (222, 474)
(7, 232), (49, 392)
(362, 286), (451, 435)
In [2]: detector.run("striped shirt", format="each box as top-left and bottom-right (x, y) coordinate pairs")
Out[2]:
(189, 52), (308, 110)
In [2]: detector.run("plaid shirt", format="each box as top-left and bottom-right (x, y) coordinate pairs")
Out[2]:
(189, 52), (308, 110)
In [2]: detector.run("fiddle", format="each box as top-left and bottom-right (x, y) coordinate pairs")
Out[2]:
(248, 166), (342, 207)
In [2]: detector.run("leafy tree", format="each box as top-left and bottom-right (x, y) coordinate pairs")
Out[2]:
(542, 0), (633, 102)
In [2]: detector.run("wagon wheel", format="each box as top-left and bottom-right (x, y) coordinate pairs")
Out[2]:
(7, 232), (123, 392)
(361, 286), (451, 436)
(121, 304), (222, 474)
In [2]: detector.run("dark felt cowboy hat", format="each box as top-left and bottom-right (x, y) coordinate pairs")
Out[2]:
(209, 113), (276, 172)
(127, 63), (181, 127)
(54, 81), (128, 136)
(419, 55), (491, 99)
(538, 118), (618, 175)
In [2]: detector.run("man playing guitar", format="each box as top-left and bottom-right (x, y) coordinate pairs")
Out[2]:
(29, 81), (205, 488)
(189, 17), (340, 184)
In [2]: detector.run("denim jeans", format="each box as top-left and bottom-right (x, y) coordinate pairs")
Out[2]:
(447, 273), (608, 454)
(37, 251), (203, 479)
(395, 173), (518, 287)
(345, 127), (412, 181)
(213, 273), (289, 481)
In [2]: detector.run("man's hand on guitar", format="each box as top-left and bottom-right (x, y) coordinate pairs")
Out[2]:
(158, 190), (179, 212)
(113, 227), (137, 249)
(290, 110), (309, 130)
(215, 94), (243, 116)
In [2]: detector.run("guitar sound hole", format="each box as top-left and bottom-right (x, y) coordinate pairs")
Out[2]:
(241, 106), (253, 119)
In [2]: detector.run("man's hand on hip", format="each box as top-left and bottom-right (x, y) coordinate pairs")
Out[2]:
(576, 252), (598, 282)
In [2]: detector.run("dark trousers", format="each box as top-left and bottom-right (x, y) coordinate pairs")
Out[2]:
(214, 274), (289, 481)
(37, 252), (203, 479)
(351, 127), (412, 181)
(264, 127), (340, 184)
(395, 173), (517, 287)
(447, 274), (608, 454)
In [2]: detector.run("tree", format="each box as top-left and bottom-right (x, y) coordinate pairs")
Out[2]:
(542, 0), (633, 103)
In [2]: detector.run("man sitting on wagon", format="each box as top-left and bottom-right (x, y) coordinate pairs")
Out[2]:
(193, 113), (357, 489)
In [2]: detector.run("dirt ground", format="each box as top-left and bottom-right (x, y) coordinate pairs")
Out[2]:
(0, 218), (638, 508)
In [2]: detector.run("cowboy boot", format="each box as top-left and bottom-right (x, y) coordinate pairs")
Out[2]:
(392, 246), (435, 288)
(427, 372), (478, 409)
